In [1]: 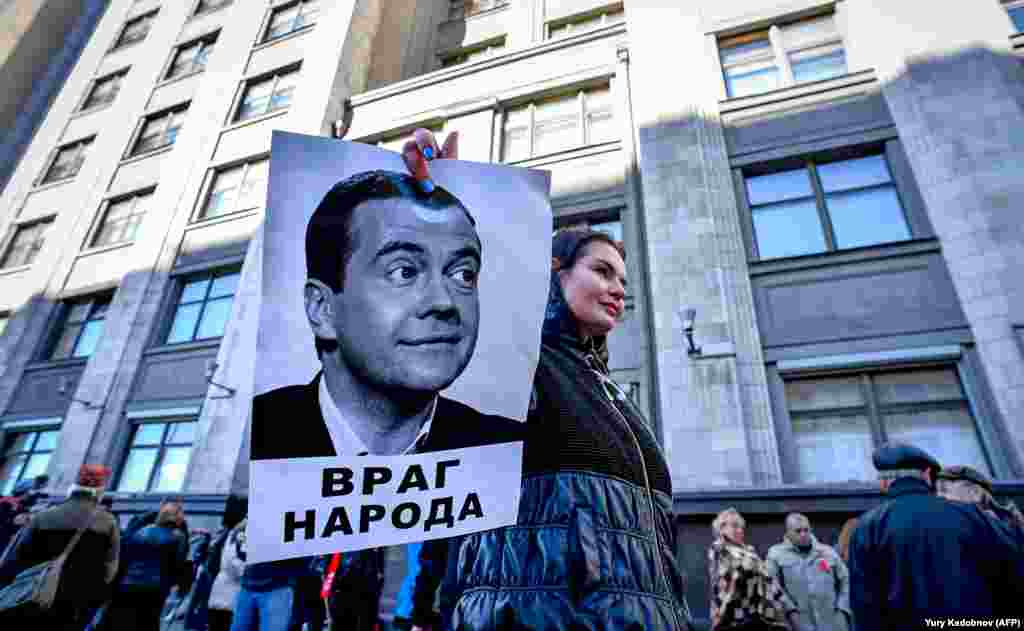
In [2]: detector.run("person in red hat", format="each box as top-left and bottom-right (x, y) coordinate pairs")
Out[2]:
(0, 464), (120, 630)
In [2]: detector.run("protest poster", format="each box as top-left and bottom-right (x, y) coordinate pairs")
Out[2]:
(248, 131), (551, 562)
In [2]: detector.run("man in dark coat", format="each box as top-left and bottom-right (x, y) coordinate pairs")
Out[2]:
(0, 465), (119, 630)
(848, 443), (1024, 630)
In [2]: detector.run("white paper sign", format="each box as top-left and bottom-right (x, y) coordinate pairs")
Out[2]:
(247, 442), (523, 563)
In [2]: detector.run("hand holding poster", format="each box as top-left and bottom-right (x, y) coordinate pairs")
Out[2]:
(249, 131), (551, 562)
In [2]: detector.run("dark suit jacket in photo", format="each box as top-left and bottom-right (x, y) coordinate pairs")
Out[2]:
(250, 374), (525, 461)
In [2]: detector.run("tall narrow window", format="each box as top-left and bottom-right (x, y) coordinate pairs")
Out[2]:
(200, 159), (268, 219)
(720, 13), (846, 98)
(114, 11), (156, 49)
(264, 0), (320, 41)
(439, 39), (506, 67)
(41, 138), (93, 184)
(1005, 0), (1024, 32)
(448, 0), (507, 20)
(81, 70), (127, 110)
(744, 151), (910, 260)
(47, 295), (112, 360)
(1, 220), (53, 269)
(236, 68), (299, 121)
(547, 5), (624, 39)
(0, 430), (59, 495)
(92, 191), (151, 247)
(167, 33), (217, 79)
(502, 84), (616, 161)
(132, 104), (189, 156)
(117, 421), (197, 492)
(165, 268), (240, 344)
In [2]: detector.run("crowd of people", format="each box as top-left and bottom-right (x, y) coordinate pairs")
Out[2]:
(0, 130), (1022, 631)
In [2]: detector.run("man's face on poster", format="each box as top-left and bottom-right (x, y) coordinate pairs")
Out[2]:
(322, 197), (481, 394)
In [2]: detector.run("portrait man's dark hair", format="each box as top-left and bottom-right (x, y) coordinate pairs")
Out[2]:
(305, 170), (478, 356)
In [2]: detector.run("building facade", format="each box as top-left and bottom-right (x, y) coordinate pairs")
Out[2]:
(0, 0), (1022, 625)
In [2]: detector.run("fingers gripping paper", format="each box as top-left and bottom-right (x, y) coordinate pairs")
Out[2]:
(249, 132), (551, 561)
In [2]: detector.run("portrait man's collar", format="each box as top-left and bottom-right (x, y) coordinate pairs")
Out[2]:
(316, 372), (435, 456)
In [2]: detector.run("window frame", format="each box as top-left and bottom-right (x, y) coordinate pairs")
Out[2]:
(89, 188), (154, 248)
(233, 65), (301, 123)
(41, 293), (114, 362)
(718, 10), (846, 99)
(0, 427), (61, 496)
(192, 0), (232, 17)
(39, 137), (94, 185)
(158, 266), (242, 347)
(545, 3), (624, 40)
(129, 102), (190, 158)
(439, 37), (506, 68)
(115, 418), (198, 493)
(112, 10), (158, 50)
(262, 0), (320, 42)
(500, 81), (617, 162)
(1005, 0), (1024, 33)
(772, 357), (1000, 485)
(448, 0), (508, 21)
(737, 144), (914, 262)
(79, 69), (128, 112)
(165, 31), (219, 80)
(0, 218), (54, 269)
(195, 156), (270, 221)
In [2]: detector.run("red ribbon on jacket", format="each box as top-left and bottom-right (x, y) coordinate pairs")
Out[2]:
(321, 553), (342, 599)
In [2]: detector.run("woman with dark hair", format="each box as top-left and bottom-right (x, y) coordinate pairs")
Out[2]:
(402, 129), (692, 630)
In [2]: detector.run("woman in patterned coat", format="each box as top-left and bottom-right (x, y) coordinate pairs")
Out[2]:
(707, 508), (796, 631)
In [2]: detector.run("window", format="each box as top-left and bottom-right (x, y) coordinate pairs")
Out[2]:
(131, 104), (188, 156)
(547, 5), (624, 39)
(200, 159), (268, 219)
(502, 84), (616, 161)
(165, 268), (240, 344)
(1, 220), (52, 269)
(784, 366), (991, 484)
(236, 67), (299, 121)
(92, 191), (151, 247)
(117, 421), (197, 492)
(167, 33), (217, 79)
(744, 151), (910, 260)
(194, 0), (231, 15)
(46, 295), (111, 360)
(1007, 1), (1024, 32)
(40, 138), (92, 184)
(720, 13), (846, 98)
(264, 0), (320, 41)
(448, 0), (507, 20)
(114, 11), (156, 49)
(440, 38), (505, 68)
(81, 70), (126, 110)
(0, 429), (59, 495)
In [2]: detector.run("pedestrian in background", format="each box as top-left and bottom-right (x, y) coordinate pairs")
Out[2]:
(104, 497), (189, 631)
(848, 443), (1024, 630)
(184, 494), (247, 631)
(707, 507), (796, 631)
(766, 513), (850, 631)
(936, 464), (1024, 531)
(0, 465), (118, 630)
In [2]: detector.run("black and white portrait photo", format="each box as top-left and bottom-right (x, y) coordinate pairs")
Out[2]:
(245, 132), (550, 560)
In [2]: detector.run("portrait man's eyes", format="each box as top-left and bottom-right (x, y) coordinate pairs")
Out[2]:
(380, 257), (480, 292)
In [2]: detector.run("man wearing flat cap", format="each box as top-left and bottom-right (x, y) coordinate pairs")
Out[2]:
(848, 443), (1024, 630)
(937, 465), (1024, 532)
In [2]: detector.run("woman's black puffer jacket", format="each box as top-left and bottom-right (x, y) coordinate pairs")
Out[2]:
(446, 230), (692, 631)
